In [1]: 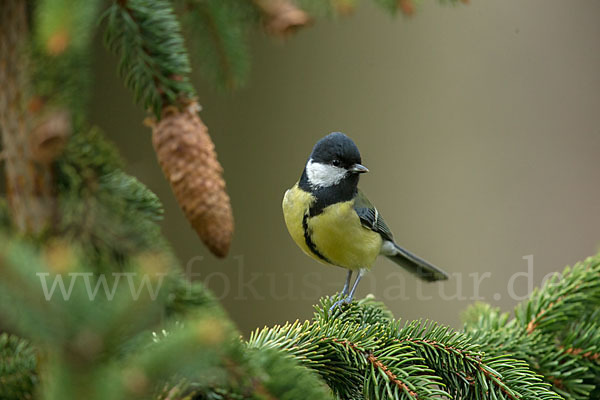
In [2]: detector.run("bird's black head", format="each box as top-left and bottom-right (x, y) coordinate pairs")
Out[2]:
(309, 132), (363, 170)
(299, 133), (368, 211)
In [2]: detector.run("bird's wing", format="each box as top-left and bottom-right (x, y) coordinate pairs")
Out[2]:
(353, 189), (394, 242)
(355, 191), (448, 281)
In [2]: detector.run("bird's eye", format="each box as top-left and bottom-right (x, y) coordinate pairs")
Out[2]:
(332, 159), (341, 167)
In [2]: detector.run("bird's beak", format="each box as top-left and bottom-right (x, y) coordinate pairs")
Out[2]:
(349, 163), (369, 174)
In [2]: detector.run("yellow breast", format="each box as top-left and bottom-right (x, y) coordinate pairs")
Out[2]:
(282, 185), (316, 261)
(282, 184), (382, 270)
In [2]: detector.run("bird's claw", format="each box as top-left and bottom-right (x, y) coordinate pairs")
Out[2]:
(329, 296), (351, 313)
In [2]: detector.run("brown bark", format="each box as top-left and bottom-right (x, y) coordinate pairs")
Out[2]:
(0, 0), (55, 234)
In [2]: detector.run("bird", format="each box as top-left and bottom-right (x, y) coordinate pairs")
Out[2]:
(282, 132), (448, 311)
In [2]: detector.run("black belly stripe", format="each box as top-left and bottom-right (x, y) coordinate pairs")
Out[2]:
(302, 214), (332, 264)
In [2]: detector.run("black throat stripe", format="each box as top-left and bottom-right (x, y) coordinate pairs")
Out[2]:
(299, 168), (358, 217)
(302, 213), (331, 264)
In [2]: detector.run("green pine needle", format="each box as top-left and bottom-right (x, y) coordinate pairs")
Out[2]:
(0, 334), (37, 400)
(178, 0), (257, 90)
(103, 0), (195, 117)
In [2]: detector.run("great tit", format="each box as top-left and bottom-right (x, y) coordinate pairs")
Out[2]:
(282, 132), (448, 310)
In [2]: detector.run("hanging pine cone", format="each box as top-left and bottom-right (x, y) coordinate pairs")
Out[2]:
(253, 0), (311, 37)
(151, 102), (233, 258)
(398, 0), (416, 16)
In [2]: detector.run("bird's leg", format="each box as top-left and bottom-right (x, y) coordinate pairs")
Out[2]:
(329, 269), (365, 313)
(341, 270), (353, 296)
(345, 269), (365, 303)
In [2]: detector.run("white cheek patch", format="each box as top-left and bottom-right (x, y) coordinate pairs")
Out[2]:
(306, 160), (347, 188)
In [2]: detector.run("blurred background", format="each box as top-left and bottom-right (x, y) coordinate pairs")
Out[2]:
(91, 0), (600, 335)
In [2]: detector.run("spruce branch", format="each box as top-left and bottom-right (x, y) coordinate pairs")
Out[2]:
(121, 316), (244, 399)
(516, 256), (600, 335)
(249, 301), (449, 400)
(392, 321), (560, 400)
(177, 0), (257, 89)
(249, 295), (570, 400)
(56, 127), (169, 271)
(462, 255), (600, 399)
(103, 0), (195, 117)
(0, 333), (37, 400)
(0, 235), (253, 400)
(247, 347), (335, 400)
(103, 1), (235, 257)
(560, 311), (600, 367)
(465, 316), (595, 399)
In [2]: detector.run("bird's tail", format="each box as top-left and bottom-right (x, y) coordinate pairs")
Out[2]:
(383, 241), (448, 282)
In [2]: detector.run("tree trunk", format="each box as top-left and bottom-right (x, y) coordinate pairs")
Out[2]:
(0, 0), (55, 234)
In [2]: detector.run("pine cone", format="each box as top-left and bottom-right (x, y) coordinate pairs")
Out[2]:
(399, 0), (416, 16)
(253, 0), (311, 37)
(151, 102), (233, 258)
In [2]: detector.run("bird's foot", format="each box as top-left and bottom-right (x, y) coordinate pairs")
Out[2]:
(329, 295), (352, 313)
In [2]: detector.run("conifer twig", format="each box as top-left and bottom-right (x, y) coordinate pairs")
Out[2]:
(104, 0), (234, 256)
(104, 0), (195, 117)
(178, 0), (254, 89)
